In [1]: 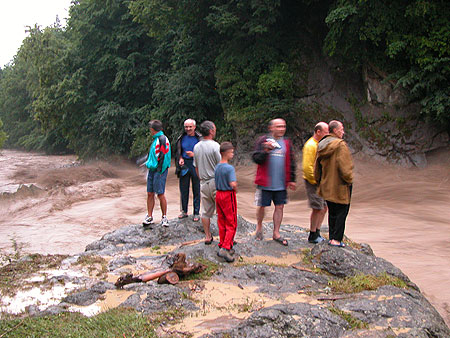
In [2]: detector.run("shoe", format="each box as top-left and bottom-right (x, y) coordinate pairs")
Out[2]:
(161, 216), (169, 227)
(193, 214), (200, 222)
(178, 212), (188, 219)
(218, 248), (235, 263)
(328, 241), (345, 247)
(309, 235), (325, 244)
(229, 248), (235, 255)
(273, 236), (288, 246)
(142, 215), (153, 227)
(205, 237), (214, 245)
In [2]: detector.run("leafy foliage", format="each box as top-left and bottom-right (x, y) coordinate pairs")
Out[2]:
(0, 0), (448, 157)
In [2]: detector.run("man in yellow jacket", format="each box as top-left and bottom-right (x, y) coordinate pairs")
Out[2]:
(314, 120), (353, 247)
(302, 122), (329, 243)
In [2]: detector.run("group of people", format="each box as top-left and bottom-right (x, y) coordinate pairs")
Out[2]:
(142, 117), (354, 262)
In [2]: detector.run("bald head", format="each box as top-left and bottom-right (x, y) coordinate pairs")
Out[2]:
(313, 122), (329, 141)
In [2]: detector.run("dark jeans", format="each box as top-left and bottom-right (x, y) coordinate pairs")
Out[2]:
(326, 201), (351, 242)
(179, 159), (200, 215)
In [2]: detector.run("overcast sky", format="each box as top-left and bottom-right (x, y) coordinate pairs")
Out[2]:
(0, 0), (72, 68)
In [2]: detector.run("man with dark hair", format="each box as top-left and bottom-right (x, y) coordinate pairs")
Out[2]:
(193, 121), (221, 244)
(302, 122), (329, 243)
(252, 118), (296, 246)
(142, 119), (171, 227)
(175, 119), (201, 221)
(314, 120), (353, 247)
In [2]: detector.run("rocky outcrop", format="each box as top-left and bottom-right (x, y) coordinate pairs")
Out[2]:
(291, 44), (449, 167)
(4, 216), (449, 337)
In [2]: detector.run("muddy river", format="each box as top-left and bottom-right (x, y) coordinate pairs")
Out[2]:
(0, 148), (449, 326)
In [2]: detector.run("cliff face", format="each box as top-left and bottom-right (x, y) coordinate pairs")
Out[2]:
(2, 216), (449, 337)
(288, 42), (449, 168)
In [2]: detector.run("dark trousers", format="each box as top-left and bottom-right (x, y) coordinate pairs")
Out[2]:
(326, 201), (350, 242)
(179, 159), (200, 215)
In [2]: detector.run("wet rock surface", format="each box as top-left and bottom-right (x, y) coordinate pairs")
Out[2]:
(11, 216), (449, 337)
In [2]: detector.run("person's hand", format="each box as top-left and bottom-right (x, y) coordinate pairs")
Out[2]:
(179, 158), (185, 166)
(287, 182), (296, 191)
(185, 151), (194, 158)
(263, 142), (274, 152)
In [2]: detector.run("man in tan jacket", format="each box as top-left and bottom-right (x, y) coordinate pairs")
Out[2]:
(314, 120), (353, 247)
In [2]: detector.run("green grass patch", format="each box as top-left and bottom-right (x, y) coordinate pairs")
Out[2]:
(0, 307), (188, 338)
(0, 254), (68, 296)
(0, 308), (158, 338)
(329, 272), (407, 293)
(329, 306), (369, 329)
(180, 257), (219, 281)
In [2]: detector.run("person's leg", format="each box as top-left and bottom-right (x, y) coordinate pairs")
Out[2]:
(191, 167), (201, 216)
(334, 203), (350, 242)
(272, 204), (284, 239)
(326, 201), (339, 245)
(222, 191), (237, 250)
(201, 181), (215, 241)
(157, 193), (167, 216)
(272, 190), (287, 241)
(179, 172), (190, 214)
(153, 170), (169, 220)
(147, 192), (155, 216)
(216, 191), (226, 248)
(256, 206), (265, 236)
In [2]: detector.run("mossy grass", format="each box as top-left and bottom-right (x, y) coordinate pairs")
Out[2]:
(180, 257), (219, 281)
(0, 253), (68, 297)
(329, 306), (369, 329)
(75, 255), (108, 278)
(328, 272), (407, 293)
(300, 248), (324, 274)
(0, 307), (188, 338)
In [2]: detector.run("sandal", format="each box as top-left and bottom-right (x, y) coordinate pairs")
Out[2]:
(273, 236), (288, 246)
(328, 241), (345, 247)
(193, 214), (200, 222)
(205, 237), (214, 245)
(255, 231), (264, 241)
(178, 212), (188, 219)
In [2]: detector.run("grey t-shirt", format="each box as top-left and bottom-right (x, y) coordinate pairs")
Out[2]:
(215, 163), (236, 191)
(266, 137), (286, 191)
(193, 140), (221, 182)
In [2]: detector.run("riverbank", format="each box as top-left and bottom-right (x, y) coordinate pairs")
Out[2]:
(0, 148), (449, 326)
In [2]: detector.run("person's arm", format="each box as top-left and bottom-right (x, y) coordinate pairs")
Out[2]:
(229, 167), (237, 192)
(252, 136), (271, 164)
(314, 156), (322, 184)
(302, 143), (317, 185)
(337, 142), (353, 184)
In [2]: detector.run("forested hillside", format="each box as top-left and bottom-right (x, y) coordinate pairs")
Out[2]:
(0, 0), (448, 160)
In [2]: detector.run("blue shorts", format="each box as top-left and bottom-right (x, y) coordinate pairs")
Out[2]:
(147, 169), (168, 195)
(255, 188), (287, 207)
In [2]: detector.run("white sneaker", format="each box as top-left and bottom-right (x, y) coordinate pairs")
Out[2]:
(143, 214), (153, 227)
(161, 216), (169, 227)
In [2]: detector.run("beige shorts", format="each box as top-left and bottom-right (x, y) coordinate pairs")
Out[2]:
(304, 180), (327, 210)
(200, 179), (216, 219)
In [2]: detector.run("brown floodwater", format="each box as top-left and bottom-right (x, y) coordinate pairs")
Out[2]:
(0, 148), (449, 326)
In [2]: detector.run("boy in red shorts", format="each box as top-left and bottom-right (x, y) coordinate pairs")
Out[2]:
(214, 142), (238, 263)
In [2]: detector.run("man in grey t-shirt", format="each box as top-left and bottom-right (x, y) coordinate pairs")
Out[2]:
(193, 121), (221, 244)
